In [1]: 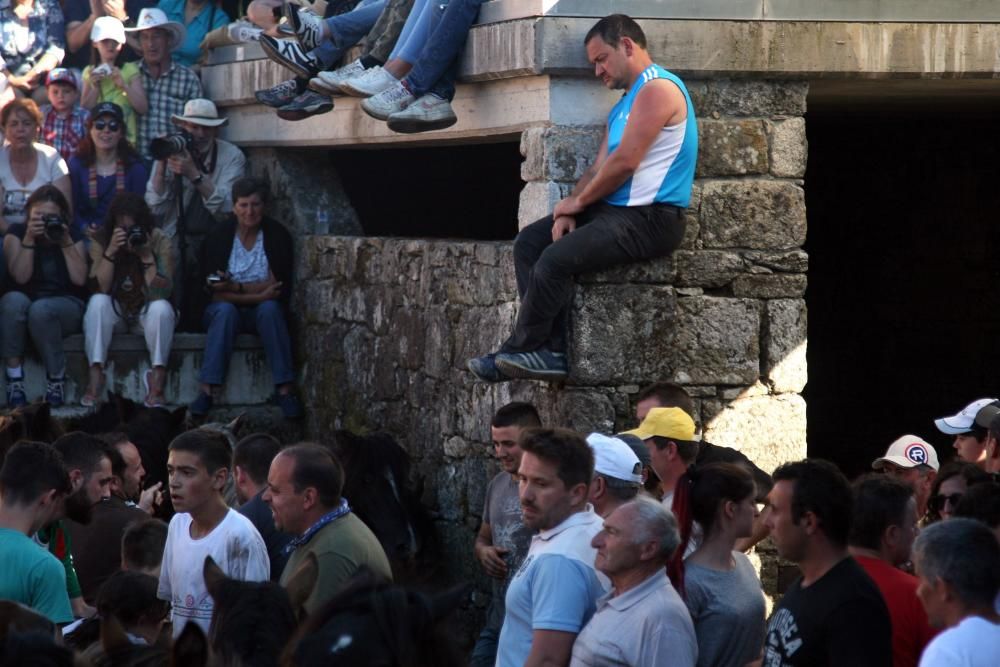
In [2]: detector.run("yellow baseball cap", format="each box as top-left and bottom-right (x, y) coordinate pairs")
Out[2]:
(623, 407), (697, 442)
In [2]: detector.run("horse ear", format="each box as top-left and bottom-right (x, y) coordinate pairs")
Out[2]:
(225, 413), (246, 437)
(100, 614), (131, 653)
(285, 551), (318, 614)
(203, 556), (227, 597)
(173, 620), (210, 667)
(426, 583), (471, 622)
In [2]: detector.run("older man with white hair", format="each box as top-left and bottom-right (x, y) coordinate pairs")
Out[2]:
(586, 433), (642, 518)
(570, 496), (697, 667)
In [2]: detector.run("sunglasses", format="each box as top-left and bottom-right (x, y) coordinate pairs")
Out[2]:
(94, 119), (121, 132)
(928, 493), (963, 513)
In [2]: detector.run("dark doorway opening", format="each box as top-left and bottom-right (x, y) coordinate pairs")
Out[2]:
(804, 109), (1000, 478)
(330, 141), (524, 240)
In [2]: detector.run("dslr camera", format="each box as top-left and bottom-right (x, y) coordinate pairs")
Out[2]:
(42, 214), (65, 242)
(150, 129), (195, 161)
(127, 226), (148, 249)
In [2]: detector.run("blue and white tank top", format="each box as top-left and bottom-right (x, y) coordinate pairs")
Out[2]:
(604, 64), (698, 208)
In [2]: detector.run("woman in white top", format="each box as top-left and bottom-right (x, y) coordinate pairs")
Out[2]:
(0, 98), (71, 233)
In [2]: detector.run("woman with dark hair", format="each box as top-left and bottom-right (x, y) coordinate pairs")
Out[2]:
(0, 185), (87, 407)
(670, 463), (766, 667)
(191, 176), (301, 419)
(82, 193), (174, 408)
(68, 102), (148, 237)
(927, 461), (991, 523)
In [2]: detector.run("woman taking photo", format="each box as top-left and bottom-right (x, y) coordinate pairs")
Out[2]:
(670, 463), (767, 667)
(83, 193), (174, 408)
(0, 98), (71, 233)
(191, 177), (301, 419)
(0, 185), (87, 407)
(68, 102), (148, 236)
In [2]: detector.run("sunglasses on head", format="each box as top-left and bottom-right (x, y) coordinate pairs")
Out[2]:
(94, 119), (121, 132)
(928, 492), (963, 513)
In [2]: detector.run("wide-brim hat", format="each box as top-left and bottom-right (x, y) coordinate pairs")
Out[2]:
(124, 8), (186, 51)
(171, 98), (228, 127)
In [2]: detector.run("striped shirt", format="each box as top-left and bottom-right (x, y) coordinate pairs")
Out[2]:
(137, 59), (203, 161)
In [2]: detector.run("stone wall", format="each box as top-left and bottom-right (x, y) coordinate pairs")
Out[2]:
(291, 78), (808, 643)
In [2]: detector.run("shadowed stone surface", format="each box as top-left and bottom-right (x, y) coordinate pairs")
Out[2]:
(701, 180), (807, 249)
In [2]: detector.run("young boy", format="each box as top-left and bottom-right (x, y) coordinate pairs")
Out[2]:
(158, 430), (269, 637)
(39, 69), (90, 161)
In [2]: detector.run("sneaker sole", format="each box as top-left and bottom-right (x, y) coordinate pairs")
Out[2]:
(495, 358), (568, 381)
(387, 113), (458, 134)
(466, 359), (507, 383)
(360, 100), (396, 121)
(260, 37), (316, 79)
(277, 101), (334, 121)
(308, 77), (345, 95)
(255, 91), (299, 108)
(338, 78), (389, 98)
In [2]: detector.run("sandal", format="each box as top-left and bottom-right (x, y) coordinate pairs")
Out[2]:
(80, 381), (105, 408)
(143, 369), (167, 408)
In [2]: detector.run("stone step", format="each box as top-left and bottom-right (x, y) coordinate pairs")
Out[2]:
(14, 333), (275, 408)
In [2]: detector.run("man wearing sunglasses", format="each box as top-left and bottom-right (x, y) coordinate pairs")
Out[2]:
(871, 435), (940, 521)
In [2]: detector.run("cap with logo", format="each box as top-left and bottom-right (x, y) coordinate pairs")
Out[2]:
(623, 407), (698, 442)
(934, 398), (999, 435)
(586, 433), (642, 484)
(45, 68), (77, 89)
(871, 435), (940, 471)
(92, 101), (125, 124)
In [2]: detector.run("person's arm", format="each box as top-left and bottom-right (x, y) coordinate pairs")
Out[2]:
(79, 69), (99, 109)
(202, 144), (245, 215)
(120, 65), (148, 114)
(37, 0), (68, 72)
(553, 80), (686, 219)
(549, 132), (608, 241)
(145, 160), (173, 212)
(53, 173), (73, 217)
(474, 522), (509, 579)
(144, 231), (173, 300)
(6, 227), (41, 285)
(735, 505), (772, 553)
(93, 229), (126, 293)
(211, 273), (282, 305)
(524, 630), (577, 667)
(523, 556), (598, 667)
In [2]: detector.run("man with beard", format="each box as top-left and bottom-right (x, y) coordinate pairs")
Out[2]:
(37, 432), (113, 619)
(0, 441), (74, 623)
(67, 433), (153, 602)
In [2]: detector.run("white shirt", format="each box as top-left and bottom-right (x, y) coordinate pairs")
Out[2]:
(0, 143), (68, 226)
(918, 616), (1000, 667)
(157, 509), (270, 637)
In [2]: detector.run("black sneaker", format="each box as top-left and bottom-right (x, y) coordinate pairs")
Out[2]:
(495, 348), (568, 381)
(255, 78), (302, 108)
(277, 90), (334, 121)
(260, 35), (319, 79)
(272, 392), (303, 419)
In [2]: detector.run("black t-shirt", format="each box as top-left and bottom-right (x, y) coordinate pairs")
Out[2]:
(762, 557), (892, 667)
(8, 223), (84, 300)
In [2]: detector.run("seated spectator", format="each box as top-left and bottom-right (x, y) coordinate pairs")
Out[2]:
(234, 432), (292, 580)
(849, 475), (935, 667)
(65, 442), (149, 603)
(63, 0), (150, 71)
(585, 433), (641, 518)
(157, 0), (231, 68)
(0, 0), (66, 101)
(68, 102), (148, 237)
(0, 99), (72, 233)
(81, 17), (150, 148)
(190, 177), (301, 419)
(83, 192), (174, 407)
(926, 461), (991, 523)
(257, 0), (411, 120)
(0, 441), (74, 624)
(913, 518), (1000, 666)
(669, 463), (765, 667)
(126, 8), (202, 161)
(871, 435), (939, 523)
(39, 69), (90, 162)
(263, 443), (392, 612)
(0, 186), (87, 407)
(121, 517), (168, 578)
(571, 497), (696, 667)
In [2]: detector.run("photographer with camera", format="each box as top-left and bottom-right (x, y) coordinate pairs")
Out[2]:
(83, 192), (174, 407)
(0, 186), (88, 408)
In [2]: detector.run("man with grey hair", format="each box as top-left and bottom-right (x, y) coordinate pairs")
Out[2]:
(586, 433), (642, 518)
(913, 518), (1000, 665)
(570, 496), (696, 666)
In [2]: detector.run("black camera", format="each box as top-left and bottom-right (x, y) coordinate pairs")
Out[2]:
(127, 226), (148, 249)
(42, 214), (65, 242)
(149, 130), (195, 160)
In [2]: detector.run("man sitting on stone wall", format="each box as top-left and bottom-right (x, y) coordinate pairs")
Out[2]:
(467, 14), (697, 382)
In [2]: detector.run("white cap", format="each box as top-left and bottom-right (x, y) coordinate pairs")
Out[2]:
(587, 433), (642, 484)
(91, 16), (126, 44)
(934, 398), (998, 435)
(872, 435), (940, 471)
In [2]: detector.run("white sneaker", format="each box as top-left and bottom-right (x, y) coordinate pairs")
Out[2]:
(361, 81), (416, 121)
(228, 19), (263, 43)
(339, 66), (397, 98)
(310, 58), (365, 95)
(387, 93), (458, 133)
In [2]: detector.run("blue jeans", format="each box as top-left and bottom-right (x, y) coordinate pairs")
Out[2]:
(199, 300), (295, 387)
(312, 0), (386, 68)
(469, 624), (500, 667)
(0, 292), (84, 378)
(387, 0), (444, 64)
(403, 0), (484, 100)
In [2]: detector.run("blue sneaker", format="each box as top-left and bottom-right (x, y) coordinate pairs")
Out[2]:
(467, 353), (509, 382)
(6, 375), (26, 408)
(45, 378), (65, 408)
(495, 349), (568, 381)
(190, 391), (214, 417)
(272, 392), (303, 419)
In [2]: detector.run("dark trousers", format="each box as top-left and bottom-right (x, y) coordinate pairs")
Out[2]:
(500, 202), (685, 354)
